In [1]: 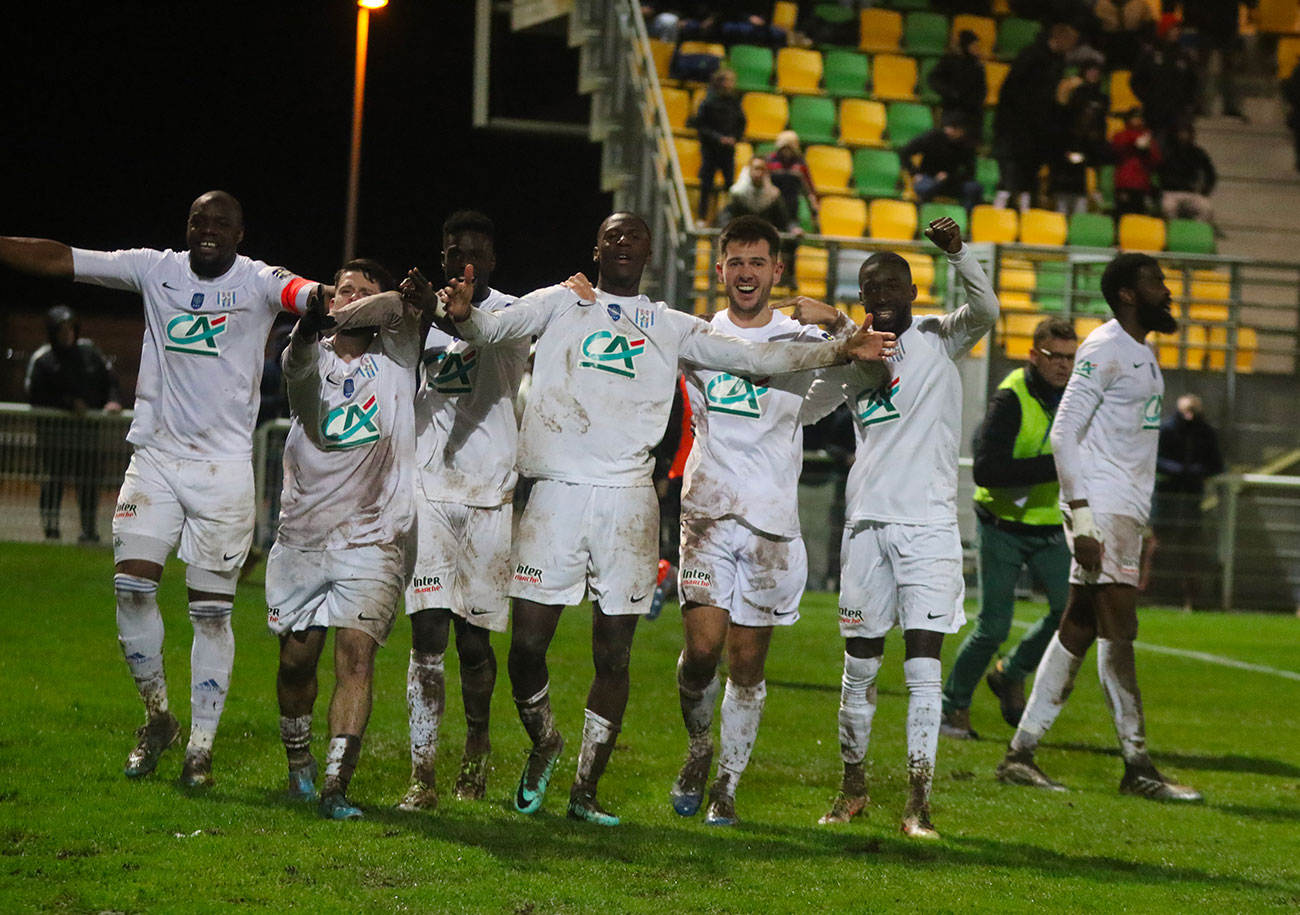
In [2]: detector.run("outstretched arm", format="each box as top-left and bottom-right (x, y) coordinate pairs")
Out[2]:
(444, 265), (561, 344)
(926, 218), (1000, 356)
(0, 237), (74, 279)
(679, 311), (894, 379)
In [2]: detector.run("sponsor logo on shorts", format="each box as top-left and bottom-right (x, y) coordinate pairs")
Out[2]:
(469, 607), (491, 616)
(513, 563), (544, 585)
(114, 501), (138, 519)
(578, 331), (644, 379)
(839, 607), (864, 624)
(1141, 393), (1163, 431)
(853, 376), (901, 428)
(267, 607), (280, 624)
(165, 313), (227, 356)
(681, 568), (712, 589)
(426, 349), (477, 394)
(321, 395), (381, 450)
(413, 575), (443, 594)
(705, 373), (767, 418)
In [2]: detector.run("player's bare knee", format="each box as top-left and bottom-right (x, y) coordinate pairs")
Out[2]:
(903, 628), (944, 660)
(410, 608), (453, 654)
(115, 558), (164, 583)
(454, 624), (495, 669)
(592, 640), (632, 680)
(846, 636), (885, 660)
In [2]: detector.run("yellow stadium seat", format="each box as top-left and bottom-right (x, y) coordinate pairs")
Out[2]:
(1076, 316), (1104, 338)
(732, 141), (755, 177)
(1235, 326), (1258, 373)
(984, 61), (1010, 107)
(952, 15), (997, 52)
(678, 41), (726, 59)
(1001, 312), (1041, 358)
(675, 137), (702, 185)
(1110, 70), (1139, 113)
(872, 54), (918, 102)
(776, 47), (824, 94)
(649, 39), (675, 84)
(868, 198), (918, 240)
(896, 250), (935, 305)
(806, 145), (854, 196)
(971, 205), (1018, 243)
(1153, 328), (1185, 369)
(1188, 270), (1231, 323)
(1278, 35), (1300, 77)
(772, 0), (798, 32)
(693, 238), (716, 293)
(860, 9), (904, 53)
(1257, 0), (1300, 33)
(1019, 208), (1067, 246)
(662, 86), (690, 134)
(1106, 116), (1125, 140)
(741, 92), (789, 141)
(795, 246), (830, 298)
(839, 99), (888, 147)
(1118, 214), (1166, 251)
(997, 256), (1037, 310)
(821, 197), (870, 237)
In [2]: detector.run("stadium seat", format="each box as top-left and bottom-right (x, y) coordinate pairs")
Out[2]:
(1110, 70), (1139, 113)
(820, 196), (869, 237)
(675, 41), (727, 84)
(952, 14), (997, 52)
(872, 54), (919, 101)
(970, 205), (1018, 243)
(886, 101), (932, 147)
(1019, 208), (1067, 246)
(789, 96), (837, 145)
(729, 45), (775, 93)
(662, 86), (690, 134)
(859, 9), (904, 53)
(1278, 35), (1300, 78)
(839, 99), (888, 147)
(649, 39), (675, 84)
(997, 256), (1037, 309)
(896, 250), (939, 304)
(903, 12), (950, 55)
(1001, 312), (1041, 357)
(1034, 261), (1067, 311)
(917, 57), (941, 105)
(996, 17), (1038, 59)
(919, 201), (967, 238)
(1166, 219), (1217, 255)
(868, 198), (918, 240)
(984, 61), (1010, 107)
(1257, 0), (1299, 33)
(1118, 213), (1166, 251)
(1067, 212), (1115, 247)
(976, 157), (999, 200)
(674, 137), (702, 185)
(1095, 164), (1115, 208)
(853, 148), (903, 198)
(795, 245), (829, 298)
(798, 194), (817, 232)
(880, 0), (930, 10)
(1235, 326), (1258, 373)
(732, 141), (755, 178)
(741, 92), (789, 142)
(824, 50), (870, 99)
(772, 0), (798, 32)
(1188, 270), (1231, 322)
(693, 238), (715, 293)
(776, 48), (824, 94)
(805, 145), (854, 196)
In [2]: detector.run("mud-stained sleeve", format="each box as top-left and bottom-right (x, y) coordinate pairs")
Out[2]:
(1050, 347), (1111, 505)
(677, 312), (848, 376)
(281, 335), (329, 447)
(455, 285), (564, 344)
(800, 363), (873, 425)
(380, 303), (423, 370)
(934, 245), (1000, 358)
(331, 290), (405, 332)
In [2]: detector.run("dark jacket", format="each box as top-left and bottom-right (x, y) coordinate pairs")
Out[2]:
(1159, 140), (1217, 195)
(689, 91), (746, 153)
(995, 37), (1068, 160)
(1131, 41), (1198, 131)
(899, 128), (976, 182)
(972, 364), (1064, 533)
(928, 51), (987, 122)
(25, 312), (120, 411)
(1157, 414), (1224, 494)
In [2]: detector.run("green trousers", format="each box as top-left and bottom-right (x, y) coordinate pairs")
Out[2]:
(942, 517), (1070, 713)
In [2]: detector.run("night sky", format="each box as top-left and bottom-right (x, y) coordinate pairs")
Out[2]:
(4, 1), (613, 398)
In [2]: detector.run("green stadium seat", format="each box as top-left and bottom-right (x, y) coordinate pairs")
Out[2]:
(1095, 164), (1115, 209)
(919, 201), (968, 238)
(789, 96), (838, 146)
(1067, 212), (1115, 247)
(813, 2), (855, 24)
(886, 101), (933, 148)
(880, 0), (931, 10)
(976, 157), (999, 200)
(798, 194), (817, 232)
(1166, 219), (1217, 255)
(824, 50), (870, 99)
(852, 148), (903, 198)
(904, 12), (950, 56)
(1073, 266), (1110, 315)
(729, 45), (774, 93)
(1035, 262), (1067, 312)
(918, 57), (941, 104)
(996, 17), (1038, 59)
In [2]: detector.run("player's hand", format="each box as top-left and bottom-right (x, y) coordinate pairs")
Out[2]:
(776, 295), (846, 332)
(399, 268), (438, 317)
(1070, 504), (1105, 574)
(295, 283), (336, 341)
(563, 272), (597, 303)
(924, 217), (963, 255)
(437, 264), (476, 322)
(840, 314), (896, 362)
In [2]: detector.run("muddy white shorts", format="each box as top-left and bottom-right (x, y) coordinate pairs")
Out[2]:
(112, 446), (254, 572)
(678, 515), (807, 626)
(1065, 510), (1145, 588)
(509, 479), (658, 615)
(404, 499), (512, 632)
(266, 538), (413, 645)
(838, 520), (966, 638)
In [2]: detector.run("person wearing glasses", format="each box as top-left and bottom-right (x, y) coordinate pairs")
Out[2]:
(940, 317), (1078, 740)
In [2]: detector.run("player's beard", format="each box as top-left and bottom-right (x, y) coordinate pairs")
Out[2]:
(1138, 297), (1177, 334)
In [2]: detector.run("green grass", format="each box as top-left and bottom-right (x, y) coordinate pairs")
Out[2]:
(1, 543), (1298, 914)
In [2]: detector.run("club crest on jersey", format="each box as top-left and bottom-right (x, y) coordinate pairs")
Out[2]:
(343, 378), (355, 399)
(190, 293), (205, 310)
(633, 306), (655, 330)
(165, 313), (227, 356)
(427, 349), (477, 394)
(320, 394), (380, 449)
(705, 373), (767, 418)
(579, 330), (645, 378)
(217, 291), (236, 308)
(1142, 393), (1163, 430)
(853, 376), (901, 427)
(607, 302), (622, 322)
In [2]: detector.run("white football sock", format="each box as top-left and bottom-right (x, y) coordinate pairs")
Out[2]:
(1009, 632), (1084, 755)
(677, 652), (720, 755)
(1097, 638), (1151, 768)
(406, 650), (445, 782)
(188, 600), (234, 753)
(114, 574), (168, 720)
(838, 652), (881, 766)
(515, 683), (558, 747)
(715, 679), (767, 797)
(280, 714), (312, 768)
(574, 709), (619, 792)
(904, 656), (942, 811)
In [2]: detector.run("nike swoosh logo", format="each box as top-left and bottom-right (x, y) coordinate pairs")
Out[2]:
(358, 613), (381, 621)
(469, 608), (491, 616)
(774, 609), (797, 617)
(1133, 363), (1144, 368)
(926, 611), (945, 620)
(162, 282), (180, 290)
(630, 594), (647, 603)
(223, 551), (241, 561)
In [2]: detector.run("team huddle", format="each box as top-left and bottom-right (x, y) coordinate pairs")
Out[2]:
(0, 189), (1198, 835)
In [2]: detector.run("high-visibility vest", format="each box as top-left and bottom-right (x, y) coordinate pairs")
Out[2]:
(972, 368), (1062, 526)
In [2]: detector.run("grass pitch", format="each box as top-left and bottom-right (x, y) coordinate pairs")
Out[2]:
(1, 542), (1298, 914)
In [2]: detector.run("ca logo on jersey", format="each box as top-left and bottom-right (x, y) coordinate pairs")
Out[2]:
(854, 376), (901, 427)
(321, 395), (380, 450)
(579, 331), (645, 378)
(1074, 359), (1096, 379)
(427, 349), (477, 394)
(164, 313), (228, 356)
(705, 373), (767, 418)
(1142, 393), (1163, 430)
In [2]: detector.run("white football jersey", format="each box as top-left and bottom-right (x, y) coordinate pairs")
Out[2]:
(457, 285), (855, 487)
(682, 309), (845, 538)
(275, 310), (420, 551)
(415, 288), (528, 507)
(72, 248), (315, 461)
(1051, 319), (1164, 521)
(802, 246), (1000, 524)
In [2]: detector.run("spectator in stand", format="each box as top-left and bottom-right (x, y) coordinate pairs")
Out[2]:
(679, 3), (786, 47)
(767, 130), (820, 229)
(1159, 122), (1218, 228)
(1049, 58), (1112, 214)
(1131, 15), (1198, 147)
(928, 30), (988, 141)
(899, 112), (983, 212)
(689, 68), (746, 222)
(1182, 0), (1251, 119)
(1282, 64), (1300, 173)
(1154, 394), (1224, 610)
(1092, 0), (1155, 70)
(994, 21), (1080, 211)
(720, 156), (802, 278)
(24, 305), (123, 542)
(1111, 107), (1161, 216)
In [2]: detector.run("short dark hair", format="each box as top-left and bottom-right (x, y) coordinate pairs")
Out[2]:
(1100, 253), (1159, 311)
(596, 212), (652, 242)
(1032, 316), (1078, 349)
(334, 257), (395, 292)
(719, 215), (781, 260)
(860, 250), (912, 285)
(442, 210), (495, 243)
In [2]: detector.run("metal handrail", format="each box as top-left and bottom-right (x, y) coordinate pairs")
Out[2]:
(1209, 473), (1300, 611)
